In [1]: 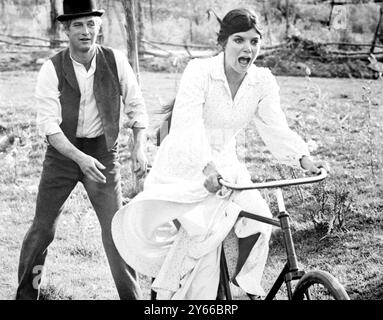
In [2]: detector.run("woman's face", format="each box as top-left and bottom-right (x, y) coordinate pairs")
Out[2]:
(224, 28), (261, 76)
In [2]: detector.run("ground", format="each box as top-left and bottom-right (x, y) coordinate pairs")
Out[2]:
(0, 70), (382, 300)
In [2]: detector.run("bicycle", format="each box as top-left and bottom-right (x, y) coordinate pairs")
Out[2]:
(215, 168), (350, 300)
(149, 168), (349, 300)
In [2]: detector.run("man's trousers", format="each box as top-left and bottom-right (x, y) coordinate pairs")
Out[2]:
(16, 135), (141, 300)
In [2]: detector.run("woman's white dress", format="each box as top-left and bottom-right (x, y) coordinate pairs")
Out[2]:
(112, 53), (310, 299)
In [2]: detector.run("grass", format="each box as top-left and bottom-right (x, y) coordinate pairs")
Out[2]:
(0, 69), (382, 300)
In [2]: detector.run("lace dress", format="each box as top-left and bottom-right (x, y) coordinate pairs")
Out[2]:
(112, 52), (310, 299)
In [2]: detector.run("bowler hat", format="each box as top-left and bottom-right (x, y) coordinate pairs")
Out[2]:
(57, 0), (105, 22)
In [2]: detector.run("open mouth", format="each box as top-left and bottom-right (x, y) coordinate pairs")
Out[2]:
(238, 56), (252, 67)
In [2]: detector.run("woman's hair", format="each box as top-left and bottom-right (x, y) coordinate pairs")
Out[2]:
(209, 8), (263, 47)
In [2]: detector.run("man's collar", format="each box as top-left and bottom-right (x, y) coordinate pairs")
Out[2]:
(69, 45), (98, 69)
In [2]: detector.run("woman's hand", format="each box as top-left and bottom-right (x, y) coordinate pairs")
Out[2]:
(203, 174), (221, 193)
(202, 161), (221, 193)
(300, 156), (330, 174)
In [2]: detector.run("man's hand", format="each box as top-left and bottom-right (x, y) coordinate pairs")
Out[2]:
(77, 154), (106, 184)
(132, 145), (148, 177)
(46, 133), (106, 184)
(131, 127), (148, 177)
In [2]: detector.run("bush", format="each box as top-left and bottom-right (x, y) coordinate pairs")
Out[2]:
(308, 179), (355, 237)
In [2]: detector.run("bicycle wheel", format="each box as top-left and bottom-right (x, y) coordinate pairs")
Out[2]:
(292, 270), (350, 300)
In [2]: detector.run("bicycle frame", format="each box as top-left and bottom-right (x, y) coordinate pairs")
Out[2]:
(218, 168), (327, 300)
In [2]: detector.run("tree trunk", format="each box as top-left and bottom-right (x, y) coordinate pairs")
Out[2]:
(149, 0), (154, 31)
(285, 0), (290, 38)
(121, 0), (141, 196)
(263, 0), (273, 45)
(189, 19), (193, 42)
(97, 25), (105, 44)
(105, 0), (113, 44)
(137, 0), (145, 59)
(49, 0), (60, 48)
(122, 0), (140, 83)
(114, 1), (127, 44)
(1, 0), (5, 15)
(371, 7), (383, 54)
(328, 0), (335, 28)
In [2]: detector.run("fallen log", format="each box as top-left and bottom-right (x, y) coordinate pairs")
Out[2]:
(140, 49), (218, 59)
(320, 42), (383, 49)
(143, 39), (216, 50)
(140, 49), (171, 58)
(0, 33), (66, 43)
(0, 39), (65, 49)
(327, 50), (383, 56)
(143, 39), (285, 51)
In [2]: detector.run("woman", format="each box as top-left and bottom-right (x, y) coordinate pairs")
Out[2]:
(112, 8), (322, 299)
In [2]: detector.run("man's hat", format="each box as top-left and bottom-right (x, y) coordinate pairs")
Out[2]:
(57, 0), (105, 22)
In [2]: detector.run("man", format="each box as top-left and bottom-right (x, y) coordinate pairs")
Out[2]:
(16, 0), (148, 300)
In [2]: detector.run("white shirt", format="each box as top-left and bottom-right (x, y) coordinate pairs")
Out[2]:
(168, 52), (310, 170)
(35, 47), (148, 138)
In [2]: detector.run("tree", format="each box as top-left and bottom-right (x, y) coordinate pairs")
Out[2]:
(262, 0), (273, 44)
(371, 6), (383, 54)
(121, 0), (140, 82)
(49, 0), (60, 48)
(121, 0), (143, 196)
(137, 0), (145, 58)
(149, 0), (153, 30)
(285, 0), (290, 38)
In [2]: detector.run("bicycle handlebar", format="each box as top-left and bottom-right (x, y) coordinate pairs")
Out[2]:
(218, 168), (327, 190)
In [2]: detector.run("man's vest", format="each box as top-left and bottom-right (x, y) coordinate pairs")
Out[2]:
(51, 45), (121, 151)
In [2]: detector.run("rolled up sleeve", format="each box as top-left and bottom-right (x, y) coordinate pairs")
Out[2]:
(35, 60), (63, 137)
(114, 49), (148, 129)
(254, 71), (310, 168)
